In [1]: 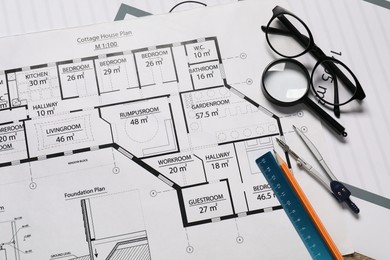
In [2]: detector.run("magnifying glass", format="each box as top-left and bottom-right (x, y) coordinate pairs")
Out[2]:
(262, 59), (347, 137)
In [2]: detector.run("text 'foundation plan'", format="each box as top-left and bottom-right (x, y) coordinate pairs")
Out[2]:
(0, 1), (349, 259)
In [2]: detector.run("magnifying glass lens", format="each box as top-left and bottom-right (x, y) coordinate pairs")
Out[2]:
(263, 60), (309, 104)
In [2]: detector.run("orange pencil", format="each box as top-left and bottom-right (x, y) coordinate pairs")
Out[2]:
(274, 151), (343, 260)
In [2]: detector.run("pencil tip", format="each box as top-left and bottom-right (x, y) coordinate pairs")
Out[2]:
(273, 150), (282, 164)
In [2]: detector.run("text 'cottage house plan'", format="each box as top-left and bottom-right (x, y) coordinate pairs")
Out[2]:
(0, 2), (298, 259)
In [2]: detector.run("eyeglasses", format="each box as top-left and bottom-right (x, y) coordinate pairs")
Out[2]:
(262, 6), (366, 118)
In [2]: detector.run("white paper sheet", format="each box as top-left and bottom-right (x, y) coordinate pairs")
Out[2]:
(0, 1), (353, 259)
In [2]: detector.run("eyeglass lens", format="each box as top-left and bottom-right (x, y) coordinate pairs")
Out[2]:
(267, 14), (311, 58)
(311, 59), (358, 106)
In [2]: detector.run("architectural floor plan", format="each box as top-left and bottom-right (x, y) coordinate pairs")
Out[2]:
(0, 1), (344, 259)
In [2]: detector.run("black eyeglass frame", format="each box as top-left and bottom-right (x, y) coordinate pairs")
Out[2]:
(262, 6), (366, 107)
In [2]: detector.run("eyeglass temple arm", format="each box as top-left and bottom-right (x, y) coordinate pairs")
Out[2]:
(261, 26), (293, 36)
(262, 24), (366, 100)
(333, 76), (341, 118)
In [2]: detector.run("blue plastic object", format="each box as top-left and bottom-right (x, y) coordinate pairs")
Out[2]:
(256, 151), (333, 259)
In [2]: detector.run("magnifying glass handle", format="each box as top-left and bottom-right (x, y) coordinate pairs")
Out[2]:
(304, 97), (347, 137)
